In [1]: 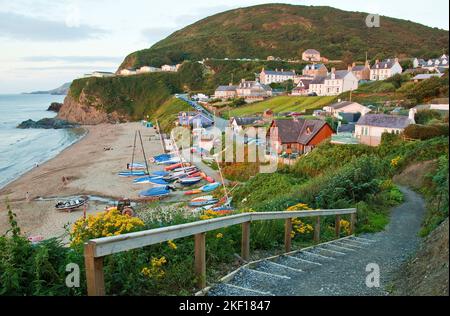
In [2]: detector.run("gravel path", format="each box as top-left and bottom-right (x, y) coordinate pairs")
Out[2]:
(209, 186), (426, 296)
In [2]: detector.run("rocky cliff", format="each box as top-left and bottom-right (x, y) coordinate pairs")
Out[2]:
(57, 93), (128, 125)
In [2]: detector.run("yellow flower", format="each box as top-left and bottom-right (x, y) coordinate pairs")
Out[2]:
(167, 240), (177, 250)
(216, 233), (223, 239)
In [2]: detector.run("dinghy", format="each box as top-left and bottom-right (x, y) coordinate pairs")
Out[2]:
(200, 182), (221, 192)
(139, 185), (175, 198)
(179, 177), (202, 186)
(133, 175), (163, 184)
(184, 189), (203, 196)
(118, 171), (148, 177)
(165, 162), (191, 171)
(151, 154), (173, 163)
(55, 198), (87, 212)
(189, 195), (218, 207)
(127, 163), (147, 170)
(152, 170), (169, 177)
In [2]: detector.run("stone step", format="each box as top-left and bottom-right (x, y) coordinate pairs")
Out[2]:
(226, 267), (291, 293)
(274, 255), (323, 271)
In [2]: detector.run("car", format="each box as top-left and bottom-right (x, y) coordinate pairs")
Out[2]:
(308, 92), (318, 97)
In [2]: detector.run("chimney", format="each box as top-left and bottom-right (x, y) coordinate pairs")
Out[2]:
(409, 109), (416, 124)
(394, 57), (399, 63)
(365, 60), (370, 67)
(275, 68), (278, 72)
(331, 67), (336, 73)
(348, 64), (353, 72)
(375, 59), (379, 64)
(281, 69), (284, 72)
(352, 62), (356, 68)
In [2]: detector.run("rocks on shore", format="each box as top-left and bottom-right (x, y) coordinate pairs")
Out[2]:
(17, 118), (80, 129)
(47, 102), (63, 113)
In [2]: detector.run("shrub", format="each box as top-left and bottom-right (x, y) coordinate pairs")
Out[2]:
(403, 124), (449, 140)
(415, 109), (444, 125)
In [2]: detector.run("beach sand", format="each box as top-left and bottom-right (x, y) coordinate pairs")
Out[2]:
(0, 122), (165, 239)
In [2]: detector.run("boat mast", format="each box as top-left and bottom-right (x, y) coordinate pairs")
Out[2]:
(138, 130), (150, 175)
(131, 130), (137, 175)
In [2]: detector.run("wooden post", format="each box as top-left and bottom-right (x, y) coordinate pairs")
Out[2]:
(314, 216), (320, 243)
(350, 213), (357, 235)
(194, 233), (206, 289)
(84, 242), (105, 296)
(335, 215), (341, 238)
(241, 222), (251, 261)
(284, 218), (292, 253)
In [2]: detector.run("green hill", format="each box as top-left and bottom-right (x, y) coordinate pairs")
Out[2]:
(119, 4), (448, 70)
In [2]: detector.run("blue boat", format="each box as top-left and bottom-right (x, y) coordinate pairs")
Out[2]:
(140, 186), (174, 198)
(133, 176), (163, 184)
(153, 171), (169, 177)
(153, 154), (173, 163)
(149, 178), (170, 185)
(200, 182), (221, 192)
(118, 171), (148, 177)
(189, 199), (219, 207)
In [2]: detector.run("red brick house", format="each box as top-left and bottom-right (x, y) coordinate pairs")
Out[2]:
(267, 119), (334, 154)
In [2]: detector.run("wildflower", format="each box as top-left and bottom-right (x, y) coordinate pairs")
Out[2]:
(168, 240), (177, 250)
(391, 156), (401, 168)
(216, 233), (223, 239)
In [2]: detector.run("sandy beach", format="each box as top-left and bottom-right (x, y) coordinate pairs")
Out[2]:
(0, 122), (165, 239)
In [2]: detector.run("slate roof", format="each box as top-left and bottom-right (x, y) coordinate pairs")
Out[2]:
(338, 124), (356, 133)
(304, 49), (320, 54)
(310, 76), (326, 84)
(328, 70), (351, 80)
(356, 114), (412, 129)
(272, 119), (329, 145)
(351, 65), (367, 71)
(232, 116), (263, 126)
(371, 59), (398, 70)
(412, 73), (444, 80)
(263, 70), (296, 76)
(304, 64), (326, 71)
(216, 85), (238, 91)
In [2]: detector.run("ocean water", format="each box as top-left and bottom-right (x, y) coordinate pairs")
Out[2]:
(0, 94), (84, 189)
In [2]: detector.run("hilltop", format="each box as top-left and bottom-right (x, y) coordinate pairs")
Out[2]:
(119, 4), (449, 70)
(26, 82), (71, 95)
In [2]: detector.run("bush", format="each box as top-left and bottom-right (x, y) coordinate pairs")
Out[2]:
(415, 109), (444, 125)
(404, 124), (449, 140)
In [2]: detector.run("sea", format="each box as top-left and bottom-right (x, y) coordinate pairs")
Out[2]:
(0, 94), (85, 189)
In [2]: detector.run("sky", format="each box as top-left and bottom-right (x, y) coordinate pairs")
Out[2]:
(0, 0), (449, 94)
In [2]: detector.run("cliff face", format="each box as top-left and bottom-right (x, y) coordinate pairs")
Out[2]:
(57, 93), (128, 125)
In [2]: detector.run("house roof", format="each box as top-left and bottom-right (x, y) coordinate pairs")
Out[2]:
(263, 70), (296, 76)
(327, 70), (351, 80)
(338, 124), (356, 133)
(356, 114), (412, 129)
(327, 101), (369, 112)
(352, 65), (367, 71)
(371, 59), (398, 70)
(272, 119), (329, 145)
(216, 85), (238, 92)
(304, 64), (326, 71)
(232, 117), (263, 126)
(310, 76), (326, 84)
(412, 73), (444, 80)
(304, 49), (320, 54)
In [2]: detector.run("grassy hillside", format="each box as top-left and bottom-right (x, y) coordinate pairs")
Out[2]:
(151, 97), (191, 133)
(119, 4), (448, 70)
(225, 96), (336, 118)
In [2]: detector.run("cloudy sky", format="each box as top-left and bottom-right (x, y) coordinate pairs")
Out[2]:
(0, 0), (448, 94)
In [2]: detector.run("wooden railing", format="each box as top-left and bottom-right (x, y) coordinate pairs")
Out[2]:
(84, 208), (357, 296)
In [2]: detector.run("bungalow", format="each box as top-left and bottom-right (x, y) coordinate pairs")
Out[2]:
(91, 71), (115, 78)
(412, 73), (444, 82)
(236, 79), (273, 101)
(259, 68), (299, 85)
(309, 69), (359, 96)
(178, 112), (214, 129)
(214, 84), (238, 100)
(120, 68), (137, 76)
(355, 111), (415, 146)
(302, 49), (321, 62)
(323, 101), (371, 117)
(162, 64), (181, 72)
(229, 116), (263, 134)
(138, 66), (161, 73)
(370, 58), (403, 81)
(267, 118), (334, 155)
(302, 63), (328, 77)
(348, 61), (371, 81)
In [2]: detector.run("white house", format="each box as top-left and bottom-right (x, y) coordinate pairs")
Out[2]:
(370, 58), (403, 81)
(323, 101), (371, 117)
(138, 66), (161, 73)
(309, 69), (359, 96)
(355, 111), (415, 146)
(414, 55), (449, 71)
(120, 68), (138, 76)
(214, 84), (238, 99)
(88, 71), (115, 78)
(259, 68), (300, 85)
(236, 79), (273, 101)
(161, 64), (182, 72)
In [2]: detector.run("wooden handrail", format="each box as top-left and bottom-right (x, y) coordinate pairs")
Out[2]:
(84, 208), (357, 296)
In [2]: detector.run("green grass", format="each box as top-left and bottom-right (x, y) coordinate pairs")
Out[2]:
(151, 97), (191, 133)
(225, 96), (336, 117)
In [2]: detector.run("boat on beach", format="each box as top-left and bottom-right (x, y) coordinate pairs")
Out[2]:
(139, 185), (176, 198)
(55, 198), (87, 212)
(118, 170), (148, 177)
(179, 177), (202, 186)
